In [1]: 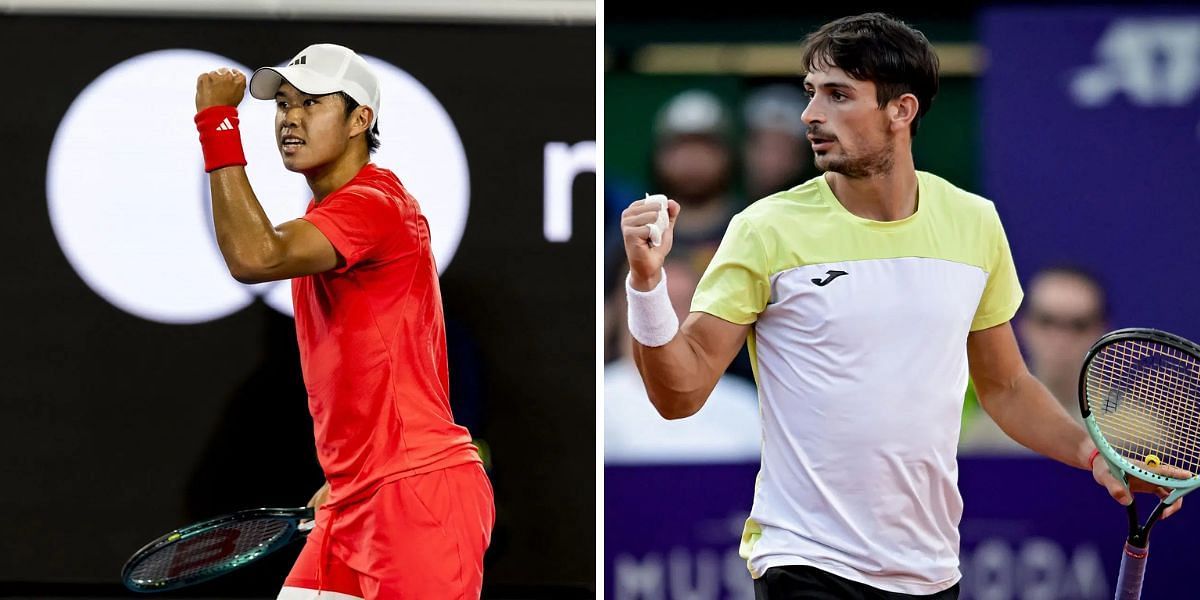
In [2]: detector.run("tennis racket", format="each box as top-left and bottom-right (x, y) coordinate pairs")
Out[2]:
(122, 506), (314, 592)
(1079, 328), (1200, 600)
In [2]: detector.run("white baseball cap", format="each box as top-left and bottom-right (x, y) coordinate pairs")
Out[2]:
(654, 89), (731, 141)
(250, 43), (380, 127)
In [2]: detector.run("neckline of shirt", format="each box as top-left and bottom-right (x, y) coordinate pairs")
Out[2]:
(816, 171), (925, 230)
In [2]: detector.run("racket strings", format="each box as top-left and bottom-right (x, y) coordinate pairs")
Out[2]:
(128, 518), (292, 584)
(1086, 339), (1200, 473)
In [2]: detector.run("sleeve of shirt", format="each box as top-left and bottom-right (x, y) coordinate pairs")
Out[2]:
(690, 213), (771, 325)
(301, 188), (403, 274)
(971, 205), (1024, 331)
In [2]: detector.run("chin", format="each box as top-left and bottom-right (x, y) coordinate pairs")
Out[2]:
(280, 153), (316, 174)
(813, 156), (834, 173)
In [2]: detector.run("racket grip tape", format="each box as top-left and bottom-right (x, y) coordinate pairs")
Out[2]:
(1115, 542), (1149, 600)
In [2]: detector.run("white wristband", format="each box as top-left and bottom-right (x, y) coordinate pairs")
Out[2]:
(626, 269), (679, 347)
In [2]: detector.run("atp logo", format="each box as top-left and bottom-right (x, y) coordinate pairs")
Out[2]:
(47, 49), (470, 324)
(1070, 18), (1200, 108)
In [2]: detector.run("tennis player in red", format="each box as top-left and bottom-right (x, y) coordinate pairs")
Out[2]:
(193, 43), (493, 599)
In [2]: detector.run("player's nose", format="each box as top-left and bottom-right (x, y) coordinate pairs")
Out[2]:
(801, 101), (822, 125)
(280, 107), (302, 128)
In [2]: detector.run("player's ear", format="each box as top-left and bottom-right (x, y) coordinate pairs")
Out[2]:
(350, 105), (373, 138)
(889, 93), (918, 134)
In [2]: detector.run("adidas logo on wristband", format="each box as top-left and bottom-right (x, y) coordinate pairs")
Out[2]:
(215, 117), (234, 131)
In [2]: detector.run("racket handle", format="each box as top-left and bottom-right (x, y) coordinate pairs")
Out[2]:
(1115, 542), (1149, 600)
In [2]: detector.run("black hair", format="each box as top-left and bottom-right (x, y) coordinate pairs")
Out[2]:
(336, 92), (381, 154)
(800, 12), (940, 137)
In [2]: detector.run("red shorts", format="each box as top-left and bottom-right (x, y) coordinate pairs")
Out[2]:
(278, 462), (494, 599)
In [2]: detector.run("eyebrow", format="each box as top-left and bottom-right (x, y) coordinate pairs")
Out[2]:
(274, 91), (315, 100)
(803, 80), (857, 91)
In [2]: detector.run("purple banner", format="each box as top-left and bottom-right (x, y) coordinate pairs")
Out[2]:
(606, 464), (757, 600)
(606, 458), (1199, 599)
(981, 8), (1200, 341)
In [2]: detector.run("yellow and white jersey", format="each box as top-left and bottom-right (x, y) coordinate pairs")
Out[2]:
(691, 171), (1023, 595)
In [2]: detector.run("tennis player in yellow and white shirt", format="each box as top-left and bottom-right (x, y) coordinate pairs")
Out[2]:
(619, 13), (1185, 600)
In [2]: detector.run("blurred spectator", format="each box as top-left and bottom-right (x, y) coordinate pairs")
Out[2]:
(650, 89), (740, 278)
(1019, 266), (1109, 405)
(742, 84), (815, 201)
(960, 265), (1109, 453)
(605, 90), (760, 380)
(605, 256), (761, 464)
(651, 89), (764, 384)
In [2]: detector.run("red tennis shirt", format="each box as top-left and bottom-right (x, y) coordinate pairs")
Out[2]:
(293, 163), (480, 506)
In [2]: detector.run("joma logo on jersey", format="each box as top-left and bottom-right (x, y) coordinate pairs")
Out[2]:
(289, 55), (307, 66)
(811, 270), (849, 286)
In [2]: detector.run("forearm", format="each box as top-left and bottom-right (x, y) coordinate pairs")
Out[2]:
(208, 167), (284, 281)
(981, 371), (1095, 469)
(631, 331), (721, 419)
(621, 197), (749, 420)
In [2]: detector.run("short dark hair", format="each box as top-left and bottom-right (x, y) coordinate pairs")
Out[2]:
(800, 13), (939, 137)
(336, 92), (381, 154)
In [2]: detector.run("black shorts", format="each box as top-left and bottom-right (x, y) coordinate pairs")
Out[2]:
(753, 565), (960, 600)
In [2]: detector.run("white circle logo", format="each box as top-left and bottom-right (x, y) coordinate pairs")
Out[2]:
(47, 49), (469, 324)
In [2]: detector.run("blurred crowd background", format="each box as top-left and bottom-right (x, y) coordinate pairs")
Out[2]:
(604, 9), (1114, 460)
(604, 2), (1200, 599)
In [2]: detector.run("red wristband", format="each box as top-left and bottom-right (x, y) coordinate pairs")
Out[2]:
(1088, 448), (1101, 469)
(195, 105), (247, 173)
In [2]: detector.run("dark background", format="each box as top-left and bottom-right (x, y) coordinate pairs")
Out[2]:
(0, 14), (594, 597)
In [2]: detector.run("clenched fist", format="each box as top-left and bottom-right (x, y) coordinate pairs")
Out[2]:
(195, 68), (246, 112)
(622, 196), (681, 291)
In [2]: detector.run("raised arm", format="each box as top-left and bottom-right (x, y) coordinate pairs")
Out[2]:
(622, 198), (750, 419)
(195, 68), (339, 284)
